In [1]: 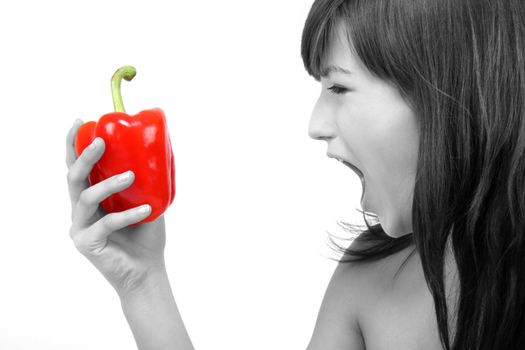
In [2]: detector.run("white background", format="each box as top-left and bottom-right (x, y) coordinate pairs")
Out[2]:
(0, 1), (366, 349)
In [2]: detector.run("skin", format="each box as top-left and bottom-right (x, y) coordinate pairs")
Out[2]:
(66, 120), (194, 349)
(65, 19), (461, 350)
(308, 22), (420, 238)
(65, 28), (453, 348)
(307, 22), (461, 347)
(65, 122), (167, 293)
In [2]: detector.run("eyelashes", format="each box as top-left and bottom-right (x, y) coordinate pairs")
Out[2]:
(327, 85), (348, 94)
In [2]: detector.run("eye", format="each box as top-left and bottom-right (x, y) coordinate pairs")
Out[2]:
(327, 85), (348, 94)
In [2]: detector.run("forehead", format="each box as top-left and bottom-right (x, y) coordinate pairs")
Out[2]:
(321, 22), (360, 76)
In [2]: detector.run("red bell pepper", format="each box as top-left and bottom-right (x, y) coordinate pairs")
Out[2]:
(75, 65), (175, 226)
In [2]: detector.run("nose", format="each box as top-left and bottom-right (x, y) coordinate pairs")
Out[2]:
(308, 96), (336, 141)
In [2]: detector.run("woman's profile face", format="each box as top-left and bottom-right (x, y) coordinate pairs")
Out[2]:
(308, 22), (419, 238)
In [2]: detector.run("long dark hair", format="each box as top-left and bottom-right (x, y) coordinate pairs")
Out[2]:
(301, 0), (525, 349)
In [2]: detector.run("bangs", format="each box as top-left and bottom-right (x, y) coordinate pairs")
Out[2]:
(301, 1), (349, 81)
(300, 0), (417, 96)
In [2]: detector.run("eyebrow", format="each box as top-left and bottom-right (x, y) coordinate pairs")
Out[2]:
(320, 65), (352, 77)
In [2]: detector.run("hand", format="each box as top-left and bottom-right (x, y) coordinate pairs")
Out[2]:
(66, 119), (168, 295)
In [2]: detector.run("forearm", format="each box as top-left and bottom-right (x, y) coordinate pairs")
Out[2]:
(118, 268), (194, 350)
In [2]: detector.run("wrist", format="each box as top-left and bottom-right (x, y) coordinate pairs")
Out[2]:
(117, 265), (171, 302)
(117, 266), (195, 350)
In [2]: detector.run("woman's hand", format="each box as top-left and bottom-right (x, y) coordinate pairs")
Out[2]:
(65, 119), (167, 295)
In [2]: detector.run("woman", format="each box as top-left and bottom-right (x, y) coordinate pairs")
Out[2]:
(65, 0), (525, 349)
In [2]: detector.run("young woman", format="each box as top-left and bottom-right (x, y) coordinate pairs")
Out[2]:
(65, 0), (525, 349)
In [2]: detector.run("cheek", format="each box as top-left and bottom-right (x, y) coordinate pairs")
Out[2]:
(373, 109), (419, 181)
(339, 102), (418, 181)
(338, 102), (388, 161)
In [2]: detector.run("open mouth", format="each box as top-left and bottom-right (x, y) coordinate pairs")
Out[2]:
(338, 160), (366, 202)
(340, 160), (364, 181)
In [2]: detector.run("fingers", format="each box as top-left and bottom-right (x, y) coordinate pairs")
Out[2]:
(82, 204), (152, 250)
(73, 170), (136, 227)
(66, 119), (84, 169)
(67, 137), (106, 208)
(72, 203), (151, 257)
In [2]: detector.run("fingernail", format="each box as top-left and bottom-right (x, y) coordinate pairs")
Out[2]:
(88, 138), (100, 151)
(136, 205), (151, 214)
(117, 171), (132, 183)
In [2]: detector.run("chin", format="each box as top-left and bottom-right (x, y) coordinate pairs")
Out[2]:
(380, 217), (413, 238)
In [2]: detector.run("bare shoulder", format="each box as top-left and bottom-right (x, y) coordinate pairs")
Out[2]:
(307, 236), (417, 350)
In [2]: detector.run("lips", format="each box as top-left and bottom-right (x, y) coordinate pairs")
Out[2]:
(327, 153), (366, 202)
(328, 154), (364, 179)
(340, 160), (365, 180)
(326, 152), (365, 181)
(337, 159), (366, 203)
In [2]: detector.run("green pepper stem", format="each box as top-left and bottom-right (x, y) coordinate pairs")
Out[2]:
(111, 65), (137, 113)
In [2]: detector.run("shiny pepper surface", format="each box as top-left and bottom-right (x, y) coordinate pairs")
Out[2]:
(75, 66), (175, 226)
